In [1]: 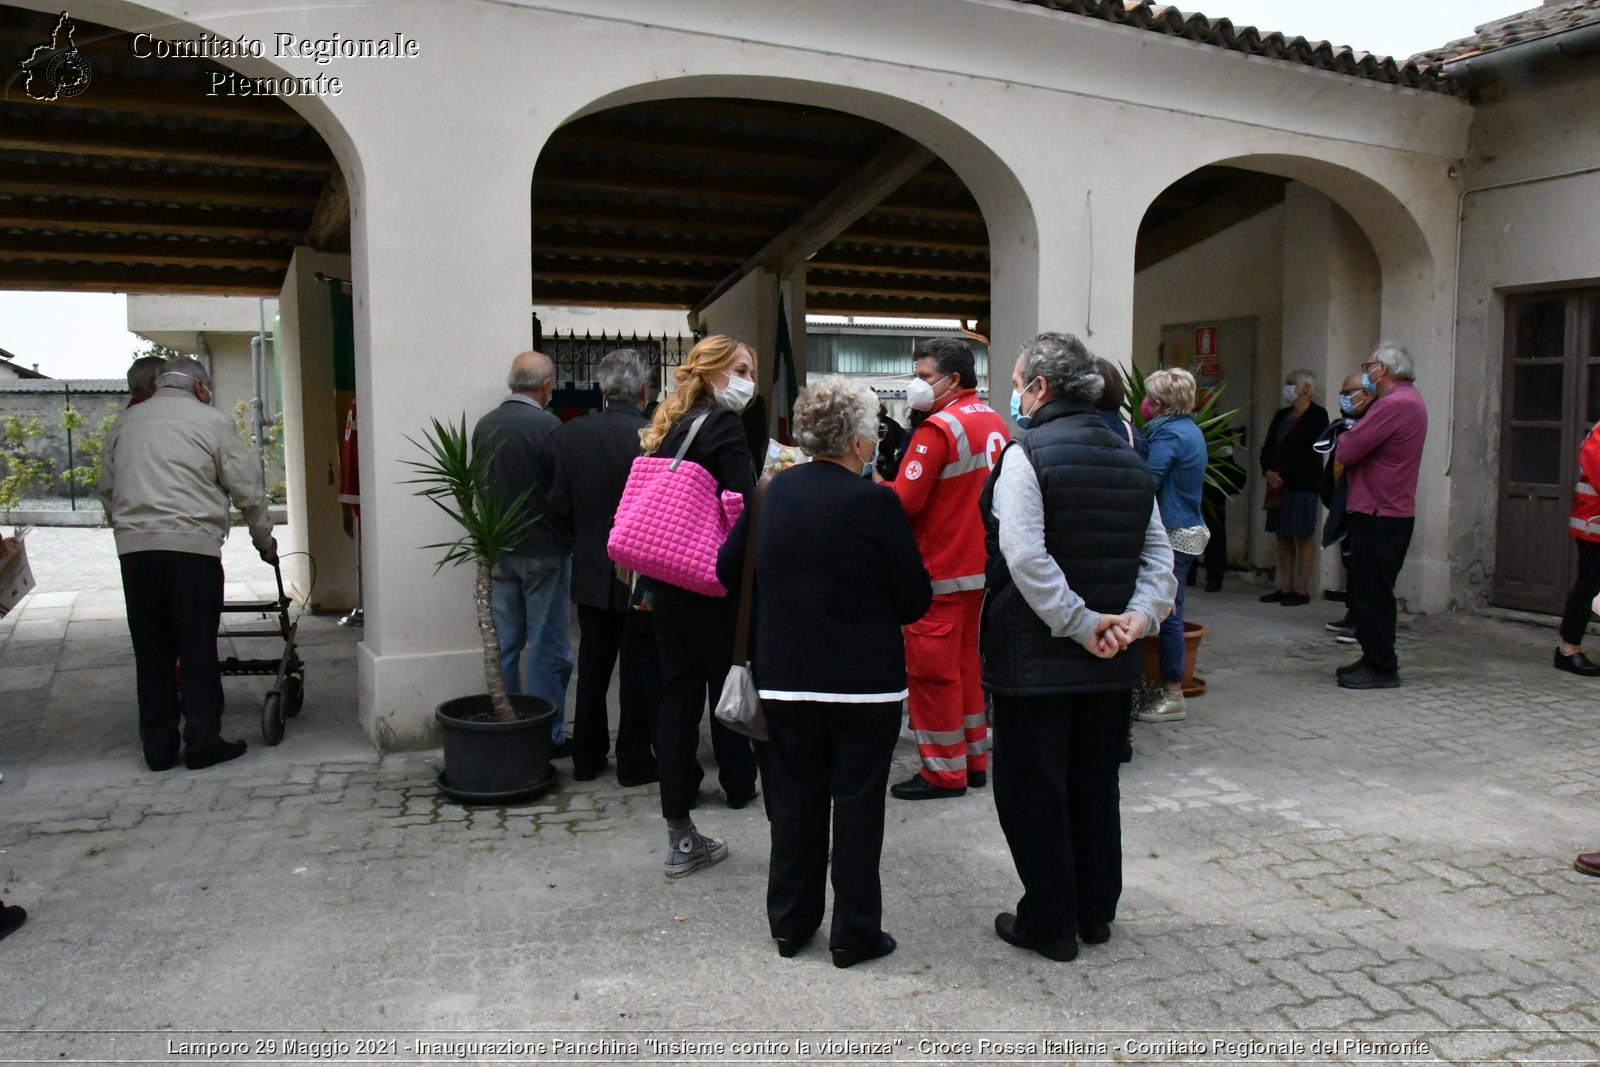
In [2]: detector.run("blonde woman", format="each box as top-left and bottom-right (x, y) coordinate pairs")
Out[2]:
(1134, 368), (1208, 724)
(639, 335), (762, 879)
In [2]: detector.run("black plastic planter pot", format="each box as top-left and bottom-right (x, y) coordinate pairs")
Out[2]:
(435, 694), (558, 803)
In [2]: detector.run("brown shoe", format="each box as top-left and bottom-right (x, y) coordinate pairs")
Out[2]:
(1575, 852), (1600, 877)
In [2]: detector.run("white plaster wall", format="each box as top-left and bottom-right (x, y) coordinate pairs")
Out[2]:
(39, 0), (1474, 746)
(277, 249), (357, 613)
(127, 294), (276, 336)
(1451, 65), (1600, 609)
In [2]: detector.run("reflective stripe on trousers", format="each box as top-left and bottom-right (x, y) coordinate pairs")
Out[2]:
(904, 589), (987, 787)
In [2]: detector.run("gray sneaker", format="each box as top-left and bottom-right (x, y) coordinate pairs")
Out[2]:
(664, 825), (728, 880)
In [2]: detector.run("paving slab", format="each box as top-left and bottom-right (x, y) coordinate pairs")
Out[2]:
(0, 528), (1597, 1063)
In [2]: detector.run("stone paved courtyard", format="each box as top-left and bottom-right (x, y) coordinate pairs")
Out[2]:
(1, 528), (1598, 1064)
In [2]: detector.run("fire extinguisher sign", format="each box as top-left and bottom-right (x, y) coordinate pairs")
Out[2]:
(1194, 326), (1218, 356)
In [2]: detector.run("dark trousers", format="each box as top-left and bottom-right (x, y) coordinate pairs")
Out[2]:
(991, 690), (1129, 944)
(654, 610), (759, 820)
(1559, 539), (1600, 646)
(764, 700), (900, 950)
(1346, 512), (1415, 674)
(119, 551), (226, 768)
(1202, 485), (1228, 587)
(572, 605), (660, 779)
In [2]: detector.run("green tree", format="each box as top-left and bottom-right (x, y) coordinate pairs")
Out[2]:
(58, 401), (122, 497)
(0, 414), (49, 513)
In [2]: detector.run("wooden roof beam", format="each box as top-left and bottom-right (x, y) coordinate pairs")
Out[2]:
(0, 261), (283, 296)
(0, 124), (330, 172)
(0, 201), (306, 240)
(690, 134), (936, 321)
(1134, 173), (1288, 272)
(0, 236), (290, 270)
(0, 166), (322, 210)
(304, 166), (351, 252)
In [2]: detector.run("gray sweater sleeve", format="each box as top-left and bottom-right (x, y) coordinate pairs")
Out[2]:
(1126, 502), (1178, 633)
(214, 416), (273, 550)
(991, 448), (1100, 644)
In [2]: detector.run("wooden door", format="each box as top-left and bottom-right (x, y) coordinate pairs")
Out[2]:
(1494, 289), (1599, 612)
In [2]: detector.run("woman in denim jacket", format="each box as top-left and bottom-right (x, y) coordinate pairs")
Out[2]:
(1135, 368), (1208, 723)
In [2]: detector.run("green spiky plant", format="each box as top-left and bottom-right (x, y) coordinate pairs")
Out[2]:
(1119, 363), (1246, 501)
(403, 416), (535, 722)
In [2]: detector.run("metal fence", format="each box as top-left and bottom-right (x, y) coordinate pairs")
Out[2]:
(539, 331), (695, 393)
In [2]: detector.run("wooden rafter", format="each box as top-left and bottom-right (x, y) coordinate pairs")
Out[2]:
(304, 166), (351, 252)
(0, 124), (330, 172)
(0, 261), (282, 296)
(691, 134), (937, 315)
(0, 166), (322, 209)
(0, 201), (306, 240)
(0, 235), (289, 269)
(1135, 173), (1288, 272)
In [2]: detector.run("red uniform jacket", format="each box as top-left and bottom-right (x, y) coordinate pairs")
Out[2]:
(1570, 421), (1600, 543)
(889, 388), (1010, 593)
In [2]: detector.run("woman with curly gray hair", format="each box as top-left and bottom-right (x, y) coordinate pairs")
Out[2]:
(718, 376), (932, 969)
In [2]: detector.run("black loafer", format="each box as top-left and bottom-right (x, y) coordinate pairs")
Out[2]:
(1554, 650), (1600, 677)
(1280, 593), (1312, 607)
(831, 931), (896, 969)
(890, 773), (965, 801)
(572, 759), (608, 782)
(1079, 921), (1112, 945)
(1336, 657), (1367, 677)
(0, 901), (26, 941)
(994, 912), (1077, 962)
(184, 738), (247, 770)
(775, 930), (816, 958)
(1337, 664), (1400, 690)
(1259, 590), (1288, 603)
(967, 770), (987, 789)
(617, 765), (660, 788)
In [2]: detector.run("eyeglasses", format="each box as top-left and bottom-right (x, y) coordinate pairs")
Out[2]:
(1339, 389), (1364, 399)
(1360, 361), (1381, 373)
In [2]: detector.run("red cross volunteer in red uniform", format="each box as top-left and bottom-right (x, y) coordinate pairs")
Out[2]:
(886, 337), (1009, 799)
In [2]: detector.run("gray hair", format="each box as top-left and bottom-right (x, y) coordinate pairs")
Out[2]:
(1018, 332), (1103, 406)
(597, 348), (651, 403)
(155, 355), (211, 393)
(507, 352), (554, 392)
(1369, 341), (1415, 382)
(1286, 369), (1319, 398)
(792, 376), (877, 459)
(127, 355), (166, 398)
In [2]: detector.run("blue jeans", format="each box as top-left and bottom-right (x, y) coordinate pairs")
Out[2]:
(490, 554), (573, 742)
(1159, 552), (1196, 683)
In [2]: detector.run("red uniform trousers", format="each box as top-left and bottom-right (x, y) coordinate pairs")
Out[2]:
(904, 589), (987, 789)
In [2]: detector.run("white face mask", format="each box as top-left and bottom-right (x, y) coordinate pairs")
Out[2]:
(1282, 384), (1299, 406)
(906, 373), (951, 412)
(714, 373), (756, 413)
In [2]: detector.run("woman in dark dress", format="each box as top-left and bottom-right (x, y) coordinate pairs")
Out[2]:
(718, 377), (932, 967)
(1259, 370), (1330, 607)
(639, 335), (762, 880)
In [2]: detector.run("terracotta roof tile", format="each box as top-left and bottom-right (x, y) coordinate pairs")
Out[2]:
(1011, 0), (1461, 94)
(1409, 0), (1600, 65)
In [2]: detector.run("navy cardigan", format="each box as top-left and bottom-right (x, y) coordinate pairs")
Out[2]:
(717, 460), (932, 702)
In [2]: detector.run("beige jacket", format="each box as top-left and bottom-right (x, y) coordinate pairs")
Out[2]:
(97, 388), (273, 557)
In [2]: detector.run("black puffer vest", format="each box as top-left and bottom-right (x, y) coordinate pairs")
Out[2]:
(979, 400), (1155, 695)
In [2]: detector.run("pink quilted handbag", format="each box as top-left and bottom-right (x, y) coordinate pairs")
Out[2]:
(608, 414), (745, 597)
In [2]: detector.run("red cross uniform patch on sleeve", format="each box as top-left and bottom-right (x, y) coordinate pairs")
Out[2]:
(905, 460), (924, 480)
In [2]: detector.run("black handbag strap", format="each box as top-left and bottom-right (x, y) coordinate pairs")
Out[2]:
(731, 474), (771, 666)
(668, 413), (711, 472)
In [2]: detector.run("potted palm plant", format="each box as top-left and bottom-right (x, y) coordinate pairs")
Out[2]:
(1120, 365), (1244, 697)
(406, 415), (558, 802)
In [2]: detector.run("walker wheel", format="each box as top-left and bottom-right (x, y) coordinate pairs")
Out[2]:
(283, 674), (304, 718)
(261, 691), (285, 746)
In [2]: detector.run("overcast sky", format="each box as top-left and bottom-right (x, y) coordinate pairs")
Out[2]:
(0, 0), (1528, 380)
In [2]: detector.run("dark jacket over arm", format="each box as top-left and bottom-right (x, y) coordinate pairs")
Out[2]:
(549, 402), (647, 611)
(470, 396), (570, 558)
(1260, 402), (1331, 493)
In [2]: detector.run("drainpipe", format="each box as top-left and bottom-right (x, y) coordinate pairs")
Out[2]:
(252, 300), (269, 486)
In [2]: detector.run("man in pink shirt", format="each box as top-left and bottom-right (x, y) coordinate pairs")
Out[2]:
(1333, 342), (1428, 690)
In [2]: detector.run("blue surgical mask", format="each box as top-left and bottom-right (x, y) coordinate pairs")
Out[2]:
(861, 438), (879, 477)
(1338, 392), (1357, 415)
(1009, 390), (1028, 428)
(1360, 372), (1376, 393)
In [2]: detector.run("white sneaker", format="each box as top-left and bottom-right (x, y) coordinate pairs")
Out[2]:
(1133, 691), (1187, 723)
